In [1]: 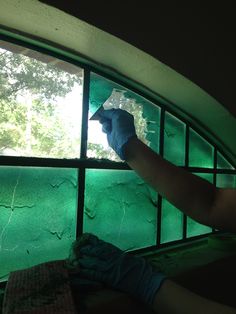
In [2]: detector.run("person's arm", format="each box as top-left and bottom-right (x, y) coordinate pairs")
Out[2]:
(98, 109), (236, 233)
(153, 279), (236, 314)
(71, 233), (236, 314)
(125, 137), (236, 233)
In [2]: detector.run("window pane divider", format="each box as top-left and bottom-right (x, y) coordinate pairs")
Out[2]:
(212, 147), (218, 233)
(76, 167), (85, 237)
(156, 108), (165, 246)
(1, 156), (235, 175)
(183, 125), (189, 240)
(77, 69), (90, 237)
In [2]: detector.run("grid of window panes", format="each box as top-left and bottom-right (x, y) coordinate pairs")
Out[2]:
(0, 39), (235, 279)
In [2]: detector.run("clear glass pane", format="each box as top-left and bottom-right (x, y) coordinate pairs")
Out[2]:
(0, 41), (83, 159)
(216, 174), (236, 188)
(187, 173), (213, 237)
(83, 169), (157, 251)
(217, 152), (235, 169)
(189, 129), (214, 168)
(161, 199), (183, 244)
(164, 112), (185, 165)
(88, 73), (160, 160)
(0, 166), (77, 280)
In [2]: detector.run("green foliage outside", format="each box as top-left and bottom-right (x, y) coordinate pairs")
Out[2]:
(0, 48), (82, 158)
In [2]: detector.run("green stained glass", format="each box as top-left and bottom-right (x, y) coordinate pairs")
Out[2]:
(187, 173), (213, 237)
(217, 152), (235, 169)
(189, 129), (214, 168)
(89, 72), (118, 115)
(0, 166), (77, 280)
(164, 112), (185, 165)
(187, 217), (212, 238)
(216, 174), (236, 188)
(161, 199), (183, 244)
(83, 169), (157, 251)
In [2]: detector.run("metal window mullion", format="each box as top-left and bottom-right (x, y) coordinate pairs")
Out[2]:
(213, 147), (217, 186)
(157, 109), (165, 247)
(80, 69), (90, 159)
(183, 124), (189, 240)
(76, 167), (85, 237)
(76, 69), (90, 238)
(212, 147), (218, 233)
(1, 31), (236, 170)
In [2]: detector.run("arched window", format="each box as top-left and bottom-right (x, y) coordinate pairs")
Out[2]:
(0, 39), (235, 280)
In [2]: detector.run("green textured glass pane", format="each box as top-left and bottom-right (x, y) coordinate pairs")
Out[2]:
(0, 41), (83, 159)
(187, 217), (212, 238)
(88, 72), (160, 160)
(84, 169), (157, 251)
(89, 72), (119, 115)
(164, 112), (185, 165)
(187, 173), (213, 237)
(195, 172), (213, 182)
(217, 152), (235, 169)
(161, 199), (183, 244)
(142, 104), (160, 153)
(189, 129), (214, 168)
(0, 166), (77, 279)
(216, 174), (236, 188)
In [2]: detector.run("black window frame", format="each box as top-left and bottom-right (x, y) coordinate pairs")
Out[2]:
(0, 34), (235, 255)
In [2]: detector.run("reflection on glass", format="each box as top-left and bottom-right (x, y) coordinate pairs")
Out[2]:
(217, 152), (235, 169)
(189, 129), (214, 168)
(187, 173), (213, 237)
(164, 112), (185, 165)
(83, 169), (157, 250)
(0, 41), (83, 159)
(88, 73), (160, 160)
(161, 199), (183, 244)
(0, 166), (77, 279)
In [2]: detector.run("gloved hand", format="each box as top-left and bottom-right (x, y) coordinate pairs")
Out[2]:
(76, 233), (166, 306)
(98, 109), (137, 160)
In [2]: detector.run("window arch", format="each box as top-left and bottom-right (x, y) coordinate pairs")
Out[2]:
(0, 38), (235, 280)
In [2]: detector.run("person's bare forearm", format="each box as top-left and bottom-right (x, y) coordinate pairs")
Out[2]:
(153, 280), (236, 314)
(125, 138), (217, 226)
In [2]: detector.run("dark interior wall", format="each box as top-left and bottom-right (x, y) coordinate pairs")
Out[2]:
(40, 1), (236, 118)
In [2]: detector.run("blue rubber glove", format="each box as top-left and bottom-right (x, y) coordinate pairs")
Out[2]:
(98, 109), (137, 160)
(77, 234), (166, 306)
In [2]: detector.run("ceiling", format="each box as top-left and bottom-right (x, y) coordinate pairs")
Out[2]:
(40, 0), (236, 118)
